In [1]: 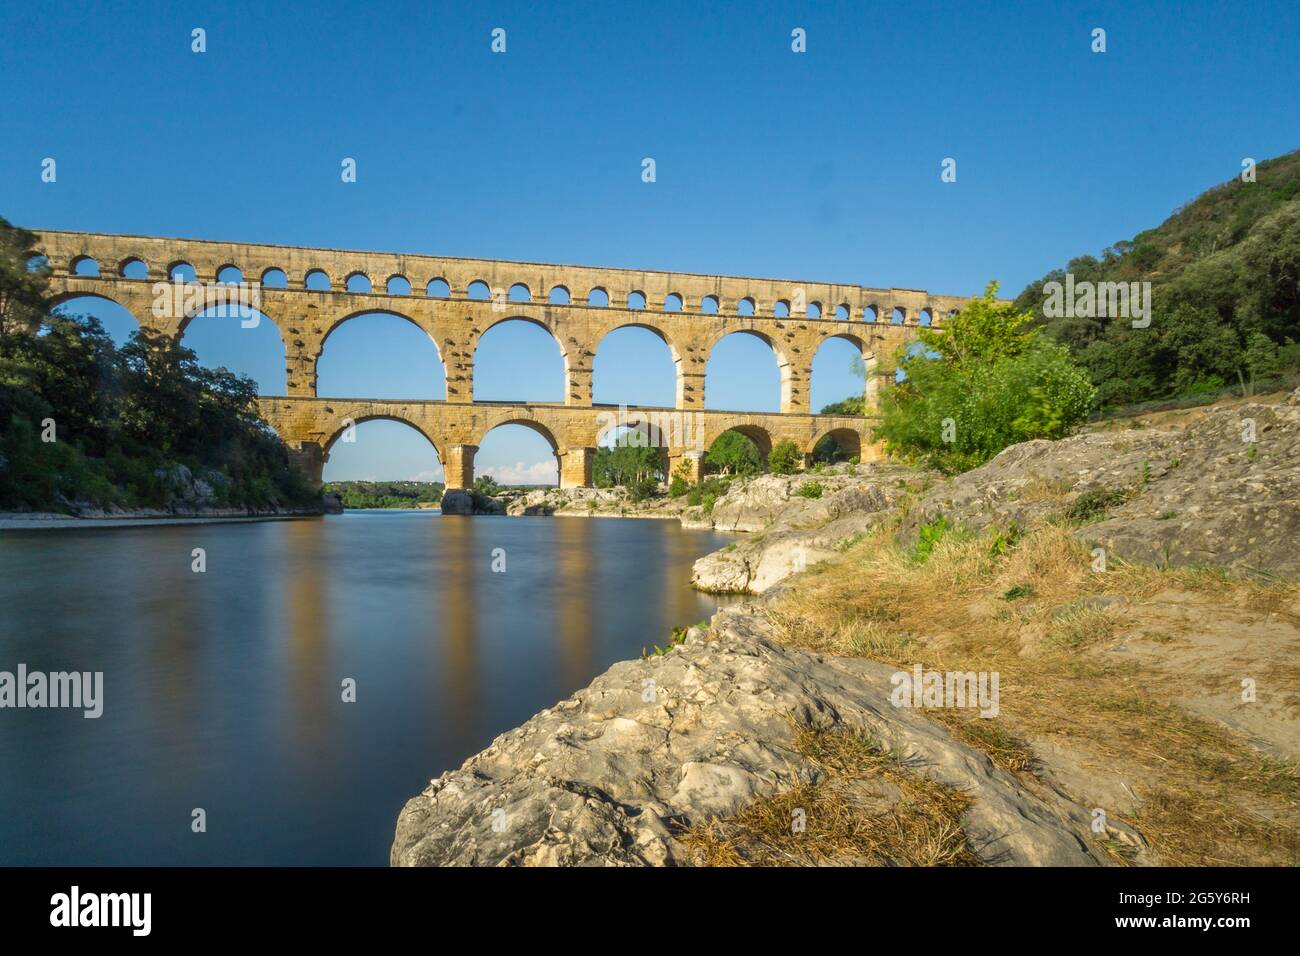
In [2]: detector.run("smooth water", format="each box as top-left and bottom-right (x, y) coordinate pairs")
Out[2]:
(0, 512), (731, 865)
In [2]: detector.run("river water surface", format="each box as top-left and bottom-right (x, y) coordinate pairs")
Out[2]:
(0, 512), (731, 865)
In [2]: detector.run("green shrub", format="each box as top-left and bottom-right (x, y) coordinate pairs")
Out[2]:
(768, 439), (802, 475)
(796, 481), (823, 499)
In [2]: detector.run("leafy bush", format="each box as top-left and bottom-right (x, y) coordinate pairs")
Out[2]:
(1067, 486), (1128, 522)
(768, 439), (802, 475)
(796, 481), (823, 499)
(875, 283), (1096, 473)
(912, 516), (952, 563)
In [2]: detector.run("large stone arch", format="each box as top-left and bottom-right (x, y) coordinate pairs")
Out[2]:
(591, 320), (684, 407)
(806, 425), (865, 460)
(313, 307), (445, 400)
(703, 328), (796, 413)
(470, 314), (572, 404)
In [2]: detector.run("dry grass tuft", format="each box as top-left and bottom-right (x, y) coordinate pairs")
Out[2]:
(680, 726), (980, 867)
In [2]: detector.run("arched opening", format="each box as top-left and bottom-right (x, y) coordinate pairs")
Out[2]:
(811, 427), (863, 464)
(317, 312), (446, 399)
(51, 295), (139, 348)
(627, 291), (646, 310)
(217, 265), (243, 284)
(705, 427), (769, 476)
(71, 256), (100, 277)
(548, 285), (570, 304)
(774, 299), (790, 318)
(322, 418), (443, 485)
(170, 262), (197, 282)
(120, 258), (148, 280)
(508, 283), (531, 303)
(593, 326), (677, 407)
(664, 293), (682, 312)
(182, 305), (288, 394)
(700, 295), (719, 315)
(835, 303), (850, 320)
(807, 301), (822, 318)
(706, 331), (782, 413)
(864, 305), (879, 323)
(261, 268), (288, 289)
(26, 254), (49, 273)
(737, 297), (755, 317)
(811, 335), (867, 414)
(467, 280), (490, 300)
(919, 308), (933, 326)
(473, 319), (564, 402)
(475, 422), (559, 487)
(587, 287), (609, 307)
(305, 269), (330, 291)
(387, 275), (412, 296)
(890, 307), (905, 325)
(427, 278), (450, 298)
(346, 273), (372, 294)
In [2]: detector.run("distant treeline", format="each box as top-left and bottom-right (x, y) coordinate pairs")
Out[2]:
(323, 480), (444, 509)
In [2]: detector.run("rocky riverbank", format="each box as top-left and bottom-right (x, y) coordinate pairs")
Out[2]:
(392, 390), (1300, 866)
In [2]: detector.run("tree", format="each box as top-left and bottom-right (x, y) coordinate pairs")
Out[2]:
(874, 282), (1096, 473)
(768, 439), (802, 475)
(705, 430), (762, 476)
(0, 217), (49, 346)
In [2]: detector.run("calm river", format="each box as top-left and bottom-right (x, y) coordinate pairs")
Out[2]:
(0, 512), (731, 865)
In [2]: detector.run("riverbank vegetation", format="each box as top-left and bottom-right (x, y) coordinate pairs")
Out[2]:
(0, 218), (316, 513)
(322, 480), (443, 509)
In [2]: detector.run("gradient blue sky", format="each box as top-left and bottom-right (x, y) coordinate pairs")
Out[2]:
(2, 0), (1295, 482)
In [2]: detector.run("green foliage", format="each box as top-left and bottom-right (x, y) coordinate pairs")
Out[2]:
(0, 298), (314, 512)
(593, 434), (665, 489)
(1002, 584), (1036, 600)
(818, 396), (865, 416)
(668, 461), (691, 497)
(1017, 149), (1300, 408)
(912, 516), (952, 563)
(0, 217), (50, 342)
(322, 480), (443, 509)
(1066, 486), (1128, 522)
(768, 439), (802, 475)
(705, 430), (762, 476)
(874, 283), (1096, 473)
(686, 476), (731, 513)
(796, 480), (823, 499)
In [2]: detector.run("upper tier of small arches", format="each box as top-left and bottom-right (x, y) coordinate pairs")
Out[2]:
(32, 231), (970, 326)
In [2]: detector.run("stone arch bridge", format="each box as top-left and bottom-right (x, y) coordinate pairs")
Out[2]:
(30, 229), (976, 488)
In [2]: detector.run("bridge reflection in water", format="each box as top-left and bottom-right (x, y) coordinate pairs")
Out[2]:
(0, 512), (731, 864)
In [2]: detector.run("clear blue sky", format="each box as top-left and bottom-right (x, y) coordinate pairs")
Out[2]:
(2, 0), (1295, 482)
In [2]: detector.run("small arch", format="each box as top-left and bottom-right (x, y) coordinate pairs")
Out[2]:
(305, 269), (331, 291)
(806, 301), (823, 318)
(627, 290), (646, 310)
(737, 297), (755, 317)
(120, 258), (148, 280)
(587, 287), (609, 307)
(386, 275), (412, 296)
(663, 292), (683, 313)
(216, 264), (243, 284)
(774, 299), (790, 318)
(71, 256), (100, 277)
(919, 308), (933, 327)
(864, 304), (879, 323)
(25, 253), (49, 273)
(467, 280), (491, 300)
(427, 277), (451, 297)
(169, 261), (197, 282)
(700, 295), (719, 315)
(508, 282), (531, 303)
(548, 285), (570, 304)
(834, 303), (850, 321)
(890, 307), (905, 325)
(261, 268), (288, 289)
(346, 273), (372, 294)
